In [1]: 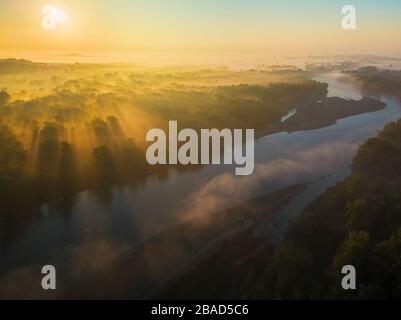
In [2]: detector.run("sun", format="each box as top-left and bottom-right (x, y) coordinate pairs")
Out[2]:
(41, 5), (66, 31)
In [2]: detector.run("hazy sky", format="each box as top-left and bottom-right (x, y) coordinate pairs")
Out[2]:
(1, 0), (401, 60)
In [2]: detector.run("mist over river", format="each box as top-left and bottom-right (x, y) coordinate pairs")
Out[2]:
(1, 71), (401, 295)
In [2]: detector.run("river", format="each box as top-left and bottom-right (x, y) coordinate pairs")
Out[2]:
(1, 71), (401, 289)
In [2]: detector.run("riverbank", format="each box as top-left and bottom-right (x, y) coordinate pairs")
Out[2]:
(60, 184), (308, 299)
(281, 97), (386, 132)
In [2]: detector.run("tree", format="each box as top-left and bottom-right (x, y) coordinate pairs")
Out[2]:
(346, 199), (368, 231)
(0, 91), (10, 107)
(264, 241), (312, 299)
(372, 228), (401, 298)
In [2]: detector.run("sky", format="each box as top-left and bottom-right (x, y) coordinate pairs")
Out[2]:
(0, 0), (401, 62)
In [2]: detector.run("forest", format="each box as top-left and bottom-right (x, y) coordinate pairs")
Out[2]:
(0, 59), (327, 214)
(154, 69), (401, 300)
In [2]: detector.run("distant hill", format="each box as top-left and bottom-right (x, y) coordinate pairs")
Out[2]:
(0, 59), (45, 75)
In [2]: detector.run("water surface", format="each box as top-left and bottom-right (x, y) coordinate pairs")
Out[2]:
(1, 71), (401, 280)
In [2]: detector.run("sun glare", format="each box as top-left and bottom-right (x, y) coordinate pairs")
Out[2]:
(41, 4), (66, 30)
